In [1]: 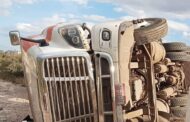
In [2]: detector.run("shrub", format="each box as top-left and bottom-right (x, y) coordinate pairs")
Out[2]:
(0, 52), (24, 84)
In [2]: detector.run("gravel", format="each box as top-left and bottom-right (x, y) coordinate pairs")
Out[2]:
(0, 79), (31, 122)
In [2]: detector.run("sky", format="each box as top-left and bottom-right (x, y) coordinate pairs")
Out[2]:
(0, 0), (190, 51)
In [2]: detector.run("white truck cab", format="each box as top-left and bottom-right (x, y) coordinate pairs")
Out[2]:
(10, 18), (190, 122)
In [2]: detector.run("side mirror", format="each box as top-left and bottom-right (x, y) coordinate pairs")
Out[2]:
(9, 31), (21, 45)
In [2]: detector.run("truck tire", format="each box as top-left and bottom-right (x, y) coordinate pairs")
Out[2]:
(163, 42), (188, 52)
(170, 96), (188, 107)
(166, 52), (190, 62)
(170, 107), (187, 118)
(134, 18), (168, 45)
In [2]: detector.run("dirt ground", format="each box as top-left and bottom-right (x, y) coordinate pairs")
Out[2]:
(0, 79), (190, 122)
(0, 79), (31, 122)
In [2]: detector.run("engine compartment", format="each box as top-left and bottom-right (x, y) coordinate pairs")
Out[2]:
(128, 40), (189, 121)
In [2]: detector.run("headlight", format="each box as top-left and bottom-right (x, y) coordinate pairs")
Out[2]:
(72, 36), (80, 44)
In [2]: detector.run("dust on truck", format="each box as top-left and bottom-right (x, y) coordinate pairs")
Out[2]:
(9, 18), (190, 122)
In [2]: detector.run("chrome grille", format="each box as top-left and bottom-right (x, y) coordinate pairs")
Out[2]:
(43, 56), (94, 122)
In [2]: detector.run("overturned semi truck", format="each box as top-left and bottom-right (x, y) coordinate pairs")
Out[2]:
(9, 18), (190, 122)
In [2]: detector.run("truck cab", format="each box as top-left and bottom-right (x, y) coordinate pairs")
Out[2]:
(9, 18), (190, 122)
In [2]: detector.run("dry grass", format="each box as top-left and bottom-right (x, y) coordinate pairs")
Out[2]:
(0, 52), (25, 85)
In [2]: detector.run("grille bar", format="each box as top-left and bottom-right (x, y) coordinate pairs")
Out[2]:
(82, 57), (92, 122)
(67, 57), (76, 119)
(77, 57), (87, 122)
(61, 113), (94, 122)
(71, 57), (81, 122)
(43, 56), (94, 122)
(52, 58), (62, 121)
(62, 57), (71, 120)
(44, 77), (90, 83)
(46, 59), (56, 121)
(56, 57), (66, 119)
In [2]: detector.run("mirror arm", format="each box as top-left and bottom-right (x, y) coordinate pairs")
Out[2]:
(81, 23), (91, 38)
(20, 37), (49, 46)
